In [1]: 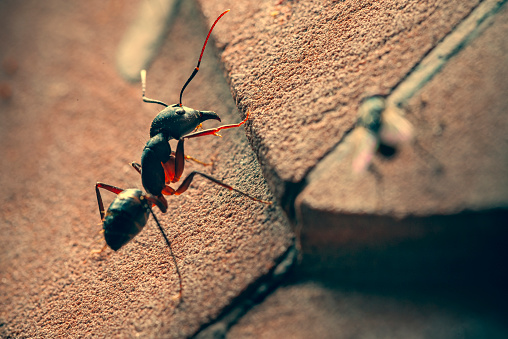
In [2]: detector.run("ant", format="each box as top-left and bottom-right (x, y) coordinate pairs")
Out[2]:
(94, 10), (270, 300)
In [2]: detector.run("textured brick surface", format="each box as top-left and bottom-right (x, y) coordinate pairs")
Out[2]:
(2, 0), (507, 337)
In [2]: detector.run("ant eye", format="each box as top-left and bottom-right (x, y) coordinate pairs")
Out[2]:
(176, 108), (185, 115)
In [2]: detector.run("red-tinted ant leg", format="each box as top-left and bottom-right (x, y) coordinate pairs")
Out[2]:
(161, 185), (177, 195)
(183, 111), (250, 140)
(173, 138), (185, 183)
(171, 171), (272, 204)
(95, 182), (124, 220)
(132, 152), (212, 177)
(135, 155), (270, 204)
(162, 158), (176, 183)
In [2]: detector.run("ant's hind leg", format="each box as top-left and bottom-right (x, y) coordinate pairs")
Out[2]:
(95, 182), (124, 220)
(90, 182), (125, 258)
(131, 162), (142, 175)
(173, 171), (272, 204)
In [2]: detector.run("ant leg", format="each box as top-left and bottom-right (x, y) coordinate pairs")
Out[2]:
(146, 139), (184, 185)
(132, 164), (268, 204)
(140, 70), (169, 108)
(183, 155), (212, 166)
(172, 171), (272, 204)
(182, 111), (250, 140)
(95, 182), (124, 220)
(193, 123), (203, 132)
(91, 243), (108, 255)
(172, 138), (187, 183)
(131, 162), (142, 174)
(132, 158), (179, 185)
(164, 139), (216, 185)
(169, 152), (212, 166)
(92, 183), (125, 256)
(147, 206), (183, 301)
(132, 153), (211, 175)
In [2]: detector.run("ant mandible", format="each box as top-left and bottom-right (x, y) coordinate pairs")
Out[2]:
(94, 10), (270, 299)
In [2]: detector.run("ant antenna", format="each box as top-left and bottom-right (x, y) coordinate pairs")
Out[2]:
(178, 9), (230, 107)
(141, 70), (169, 107)
(148, 205), (183, 300)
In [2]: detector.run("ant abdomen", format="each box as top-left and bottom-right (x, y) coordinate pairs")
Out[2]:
(102, 189), (149, 251)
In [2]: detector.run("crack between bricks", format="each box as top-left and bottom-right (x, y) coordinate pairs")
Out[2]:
(387, 0), (507, 109)
(191, 245), (298, 339)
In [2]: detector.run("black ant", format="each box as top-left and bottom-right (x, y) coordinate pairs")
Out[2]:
(94, 10), (271, 300)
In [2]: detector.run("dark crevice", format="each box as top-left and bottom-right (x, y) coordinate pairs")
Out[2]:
(388, 0), (507, 106)
(191, 245), (298, 339)
(383, 0), (503, 102)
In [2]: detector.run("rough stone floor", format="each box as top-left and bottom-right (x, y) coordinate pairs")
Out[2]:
(0, 0), (506, 338)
